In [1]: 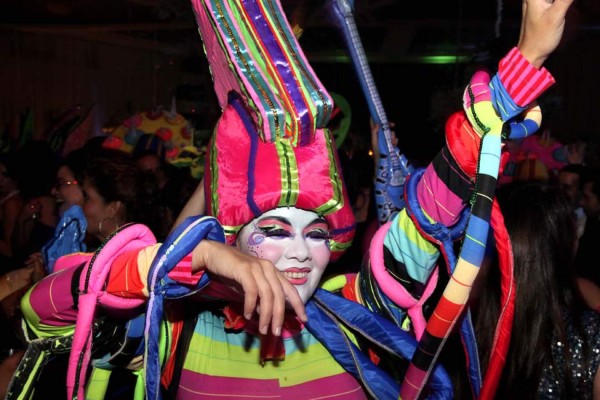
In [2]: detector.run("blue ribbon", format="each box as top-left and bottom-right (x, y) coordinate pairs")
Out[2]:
(306, 288), (453, 399)
(329, 0), (413, 224)
(144, 216), (225, 400)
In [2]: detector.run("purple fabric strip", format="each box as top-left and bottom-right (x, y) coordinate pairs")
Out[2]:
(401, 365), (428, 399)
(230, 94), (262, 218)
(243, 0), (311, 145)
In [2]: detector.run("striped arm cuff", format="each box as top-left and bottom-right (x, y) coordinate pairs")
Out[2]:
(498, 47), (555, 107)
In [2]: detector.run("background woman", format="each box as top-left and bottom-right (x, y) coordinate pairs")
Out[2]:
(474, 182), (600, 398)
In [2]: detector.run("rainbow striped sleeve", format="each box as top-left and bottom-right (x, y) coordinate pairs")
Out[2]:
(381, 47), (554, 290)
(106, 244), (203, 298)
(384, 145), (473, 287)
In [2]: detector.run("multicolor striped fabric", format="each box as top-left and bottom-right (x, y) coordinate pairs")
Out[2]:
(396, 47), (554, 398)
(191, 0), (332, 145)
(203, 93), (355, 261)
(399, 69), (505, 400)
(67, 224), (157, 400)
(170, 308), (368, 399)
(143, 216), (224, 400)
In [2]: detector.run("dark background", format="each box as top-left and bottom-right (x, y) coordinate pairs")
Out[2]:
(2, 0), (599, 164)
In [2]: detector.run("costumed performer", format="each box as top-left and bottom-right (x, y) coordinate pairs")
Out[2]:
(5, 0), (574, 399)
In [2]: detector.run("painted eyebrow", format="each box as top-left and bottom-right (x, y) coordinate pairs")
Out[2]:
(308, 217), (328, 226)
(256, 216), (292, 227)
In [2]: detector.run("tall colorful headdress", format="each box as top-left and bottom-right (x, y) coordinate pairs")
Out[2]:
(192, 0), (355, 261)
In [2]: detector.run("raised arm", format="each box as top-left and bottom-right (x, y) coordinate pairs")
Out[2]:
(366, 0), (574, 320)
(373, 0), (575, 397)
(518, 0), (573, 68)
(169, 177), (205, 233)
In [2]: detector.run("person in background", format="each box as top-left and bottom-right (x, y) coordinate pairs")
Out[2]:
(558, 163), (588, 240)
(473, 181), (600, 399)
(161, 167), (200, 229)
(576, 276), (600, 312)
(82, 151), (171, 243)
(576, 168), (600, 287)
(21, 146), (93, 278)
(132, 133), (172, 191)
(333, 124), (379, 275)
(0, 150), (173, 400)
(11, 141), (58, 264)
(52, 148), (87, 218)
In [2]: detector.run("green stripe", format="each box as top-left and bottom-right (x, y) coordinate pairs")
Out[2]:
(15, 352), (47, 400)
(315, 129), (344, 215)
(329, 239), (352, 253)
(212, 0), (283, 140)
(85, 368), (112, 400)
(275, 138), (299, 207)
(222, 224), (244, 237)
(263, 0), (332, 129)
(183, 328), (346, 385)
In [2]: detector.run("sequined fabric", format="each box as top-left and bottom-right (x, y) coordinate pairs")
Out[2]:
(538, 310), (600, 399)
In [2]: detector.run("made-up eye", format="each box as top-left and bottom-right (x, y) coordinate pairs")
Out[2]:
(306, 228), (330, 241)
(257, 224), (292, 239)
(265, 228), (291, 238)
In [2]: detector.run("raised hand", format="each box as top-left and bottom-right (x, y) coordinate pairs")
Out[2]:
(518, 0), (575, 68)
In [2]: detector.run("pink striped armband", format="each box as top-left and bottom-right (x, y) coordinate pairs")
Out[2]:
(498, 47), (555, 107)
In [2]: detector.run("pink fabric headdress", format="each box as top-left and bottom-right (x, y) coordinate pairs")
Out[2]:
(191, 0), (356, 260)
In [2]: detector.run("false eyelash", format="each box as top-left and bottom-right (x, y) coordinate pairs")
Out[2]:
(262, 228), (291, 238)
(306, 231), (331, 240)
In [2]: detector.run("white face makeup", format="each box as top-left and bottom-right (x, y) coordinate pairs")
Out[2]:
(237, 207), (331, 304)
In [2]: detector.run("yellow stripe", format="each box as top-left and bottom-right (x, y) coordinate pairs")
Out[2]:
(397, 210), (438, 256)
(183, 333), (346, 386)
(328, 239), (352, 253)
(443, 260), (479, 304)
(275, 138), (299, 207)
(315, 129), (344, 215)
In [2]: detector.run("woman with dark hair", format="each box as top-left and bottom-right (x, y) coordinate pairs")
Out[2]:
(473, 182), (600, 399)
(81, 152), (171, 243)
(52, 148), (87, 218)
